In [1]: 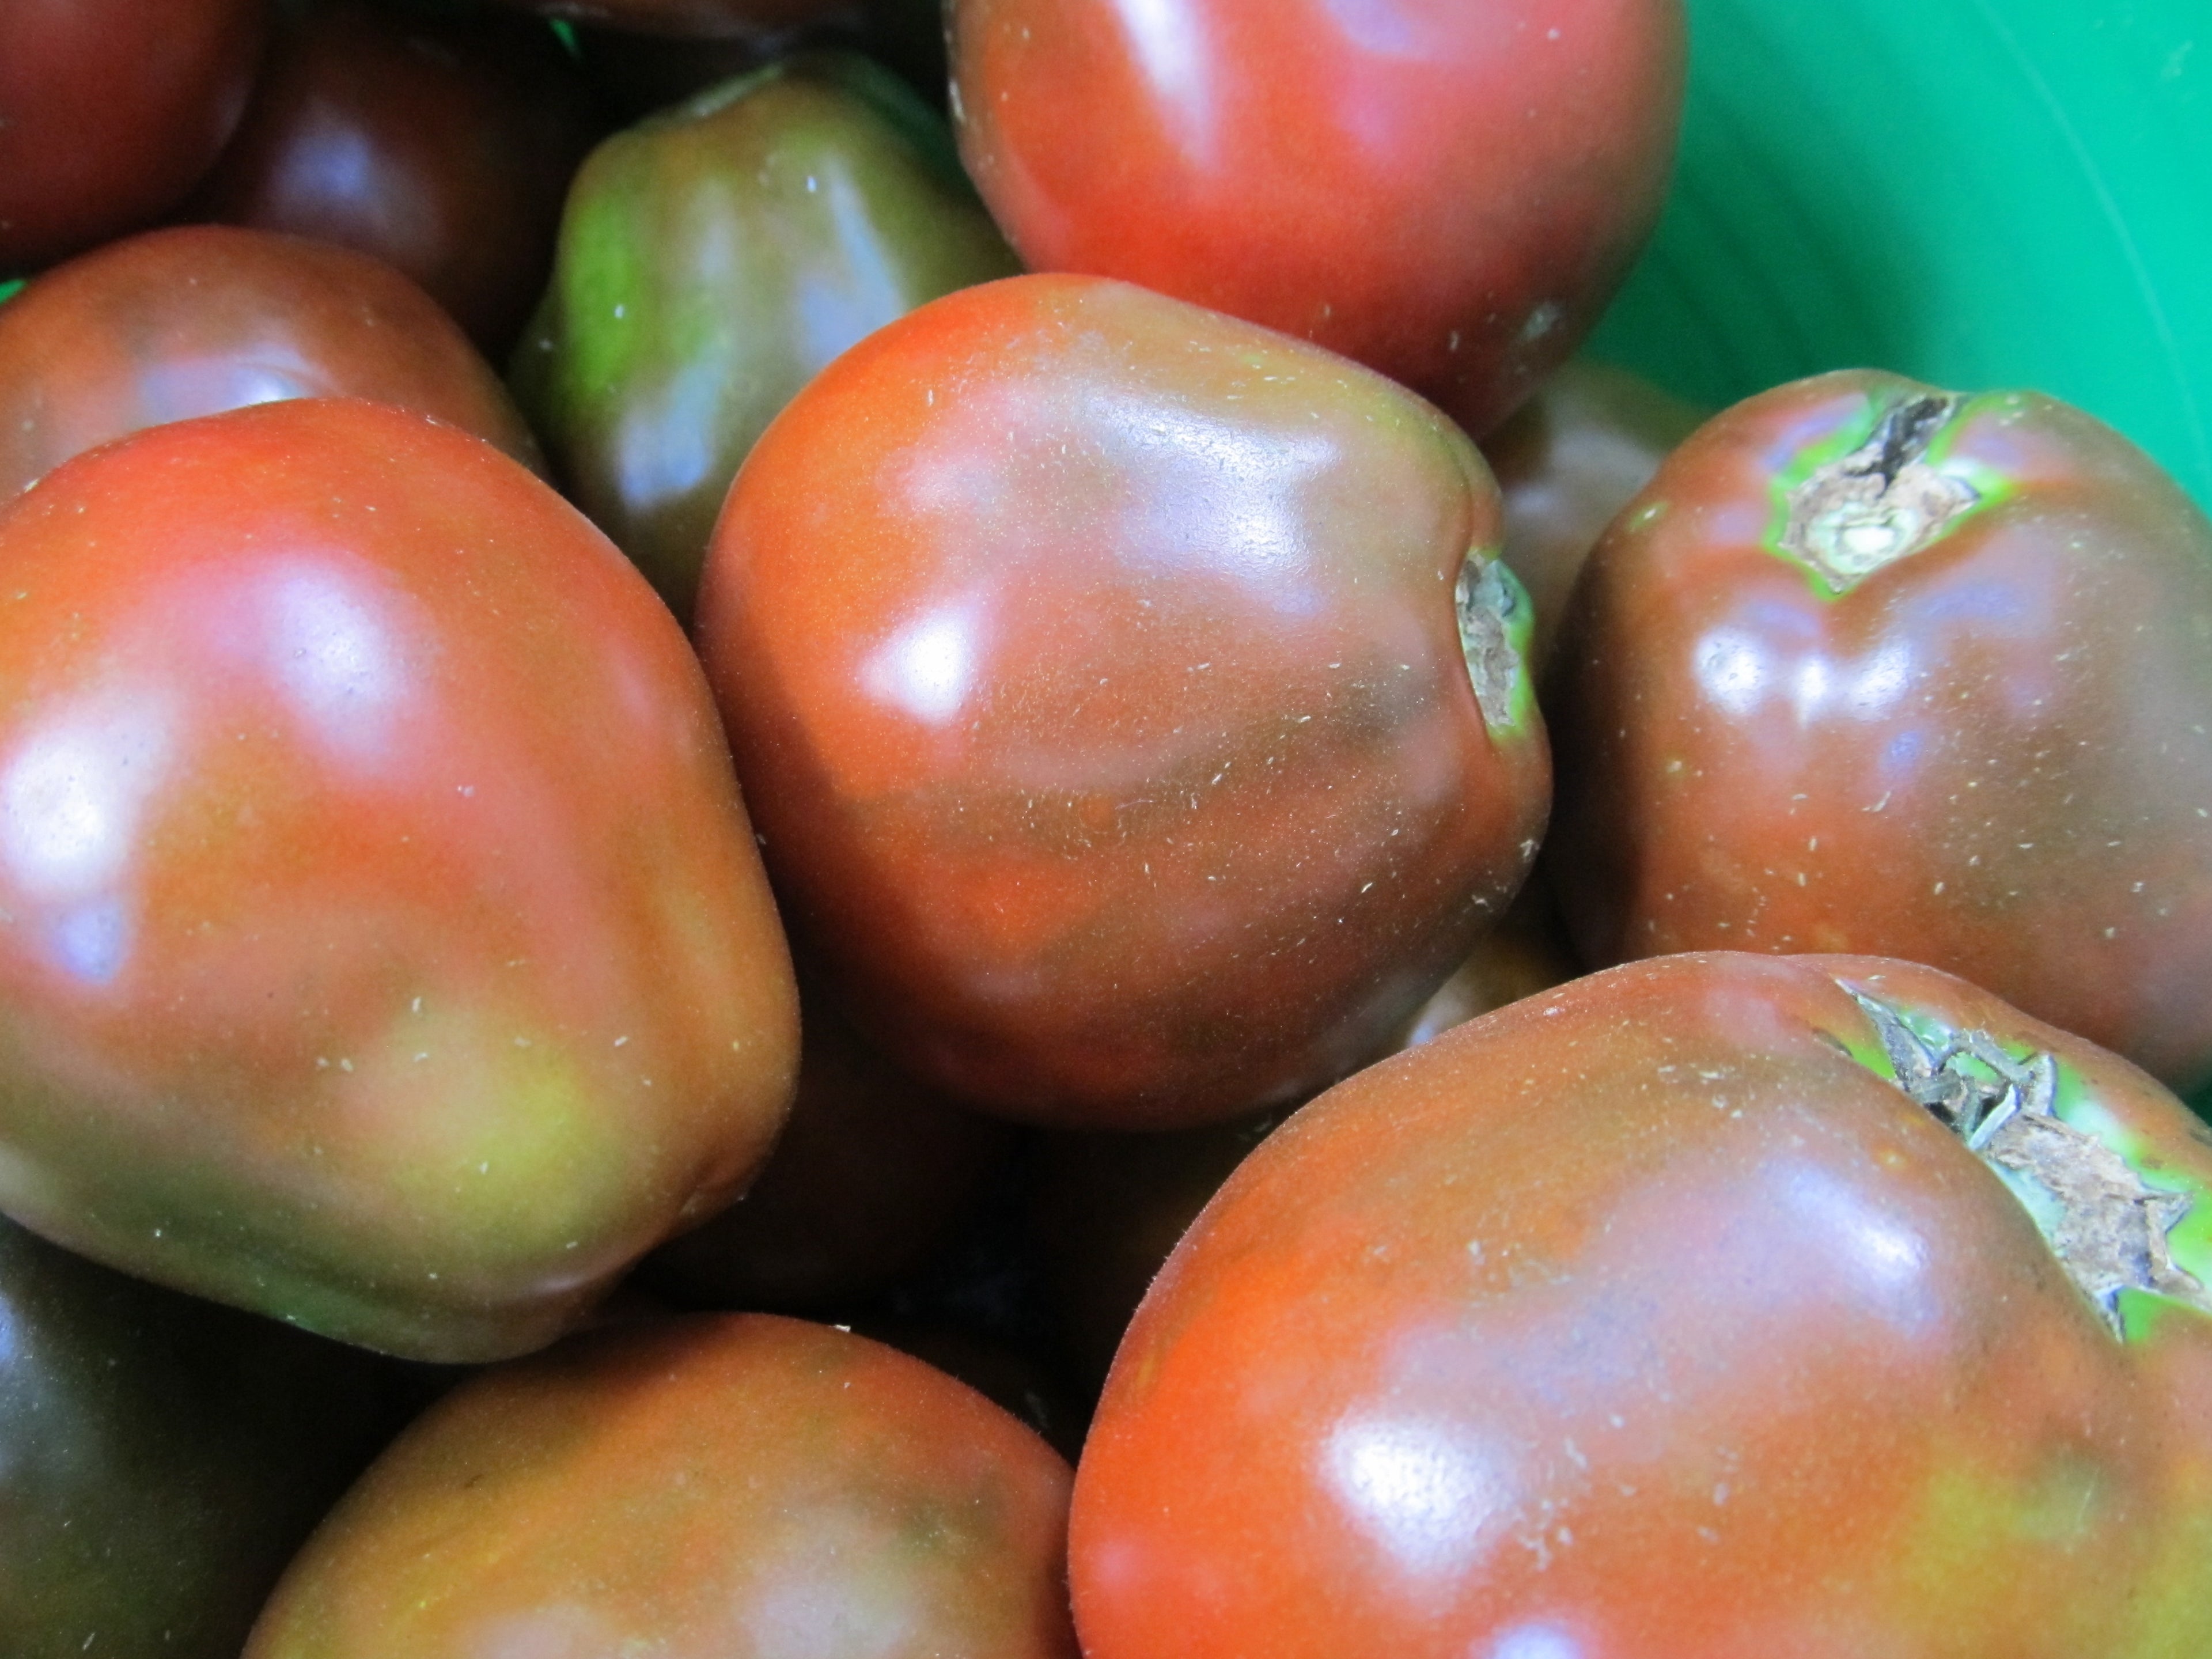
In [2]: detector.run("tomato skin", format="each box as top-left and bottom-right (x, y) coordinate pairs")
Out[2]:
(1070, 952), (2212, 1659)
(0, 1213), (400, 1659)
(697, 273), (1548, 1129)
(194, 0), (601, 358)
(0, 399), (798, 1361)
(0, 225), (544, 500)
(948, 0), (1685, 438)
(513, 52), (1016, 622)
(1545, 370), (2212, 1093)
(245, 1314), (1081, 1658)
(0, 0), (265, 271)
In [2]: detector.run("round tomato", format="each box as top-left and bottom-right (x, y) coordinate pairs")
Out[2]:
(0, 397), (798, 1361)
(696, 272), (1550, 1129)
(0, 0), (264, 271)
(1071, 951), (2212, 1658)
(245, 1314), (1081, 1657)
(0, 225), (543, 500)
(1545, 370), (2212, 1094)
(194, 0), (601, 357)
(948, 0), (1685, 437)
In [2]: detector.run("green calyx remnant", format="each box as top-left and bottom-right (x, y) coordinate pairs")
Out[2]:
(1774, 394), (1982, 594)
(1845, 986), (2212, 1340)
(1455, 552), (1536, 738)
(0, 279), (22, 308)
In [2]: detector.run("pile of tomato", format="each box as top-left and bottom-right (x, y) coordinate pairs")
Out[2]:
(7, 3), (2212, 1656)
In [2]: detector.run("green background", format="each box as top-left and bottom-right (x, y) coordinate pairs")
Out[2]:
(1593, 0), (2212, 509)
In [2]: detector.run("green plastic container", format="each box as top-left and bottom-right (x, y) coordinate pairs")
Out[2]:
(1592, 0), (2212, 509)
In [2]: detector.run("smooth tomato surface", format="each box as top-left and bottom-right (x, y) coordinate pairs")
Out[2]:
(1072, 952), (2212, 1658)
(246, 1314), (1081, 1658)
(949, 0), (1685, 436)
(1546, 371), (2212, 1093)
(0, 225), (543, 500)
(0, 399), (798, 1361)
(0, 0), (264, 270)
(698, 273), (1548, 1129)
(195, 0), (600, 357)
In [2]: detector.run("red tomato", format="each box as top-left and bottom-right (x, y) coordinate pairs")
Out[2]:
(0, 0), (266, 270)
(0, 225), (543, 500)
(245, 1314), (1081, 1658)
(948, 0), (1685, 437)
(1546, 370), (2212, 1093)
(1072, 951), (2212, 1658)
(194, 0), (601, 357)
(696, 272), (1550, 1130)
(0, 398), (798, 1361)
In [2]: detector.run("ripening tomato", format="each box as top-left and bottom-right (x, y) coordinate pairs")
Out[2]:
(245, 1314), (1081, 1658)
(0, 398), (798, 1362)
(1545, 370), (2212, 1094)
(0, 225), (544, 500)
(948, 0), (1685, 437)
(1072, 951), (2212, 1659)
(194, 0), (601, 357)
(0, 0), (265, 270)
(696, 272), (1550, 1130)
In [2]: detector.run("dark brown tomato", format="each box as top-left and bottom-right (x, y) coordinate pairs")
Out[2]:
(696, 273), (1550, 1129)
(1546, 370), (2212, 1093)
(0, 0), (266, 271)
(193, 0), (601, 357)
(0, 224), (542, 501)
(1482, 357), (1705, 676)
(949, 0), (1686, 437)
(0, 1214), (403, 1659)
(0, 399), (798, 1361)
(244, 1314), (1082, 1658)
(1072, 952), (2212, 1659)
(642, 962), (1013, 1309)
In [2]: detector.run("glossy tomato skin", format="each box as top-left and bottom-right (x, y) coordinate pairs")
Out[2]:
(0, 1214), (402, 1659)
(698, 273), (1550, 1130)
(0, 225), (543, 500)
(195, 0), (601, 357)
(0, 0), (265, 271)
(1546, 370), (2212, 1093)
(513, 52), (1017, 621)
(245, 1314), (1081, 1658)
(0, 399), (798, 1361)
(1071, 952), (2212, 1659)
(949, 0), (1685, 438)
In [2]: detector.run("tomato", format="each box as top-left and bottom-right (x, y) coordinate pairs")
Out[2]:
(0, 397), (798, 1361)
(1545, 370), (2212, 1094)
(0, 225), (543, 501)
(696, 272), (1550, 1129)
(245, 1313), (1081, 1658)
(194, 0), (601, 357)
(0, 1213), (402, 1659)
(513, 51), (1016, 621)
(948, 0), (1685, 438)
(0, 0), (265, 271)
(1071, 950), (2212, 1658)
(1482, 357), (1704, 675)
